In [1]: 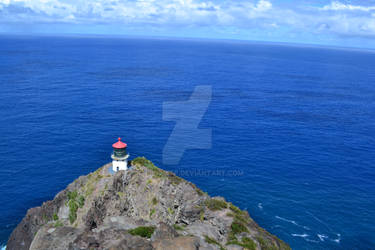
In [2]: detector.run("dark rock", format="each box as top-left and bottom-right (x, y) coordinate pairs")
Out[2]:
(151, 222), (178, 241)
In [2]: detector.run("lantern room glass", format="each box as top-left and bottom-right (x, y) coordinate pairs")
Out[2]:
(114, 148), (127, 158)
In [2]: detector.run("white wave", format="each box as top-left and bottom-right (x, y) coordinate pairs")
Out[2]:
(258, 203), (263, 210)
(275, 216), (310, 230)
(306, 239), (320, 243)
(317, 234), (328, 241)
(332, 234), (341, 243)
(291, 233), (309, 238)
(275, 216), (298, 225)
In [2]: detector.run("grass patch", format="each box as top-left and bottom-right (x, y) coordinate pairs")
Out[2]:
(78, 195), (85, 208)
(227, 204), (251, 225)
(173, 224), (185, 231)
(128, 226), (156, 238)
(196, 188), (205, 196)
(68, 199), (78, 224)
(67, 190), (84, 224)
(132, 157), (158, 171)
(85, 182), (95, 197)
(117, 191), (125, 198)
(205, 198), (228, 211)
(42, 214), (49, 222)
(152, 197), (158, 205)
(229, 203), (242, 214)
(231, 221), (249, 234)
(150, 208), (156, 218)
(227, 204), (252, 245)
(54, 220), (64, 228)
(132, 157), (165, 178)
(256, 236), (282, 250)
(167, 172), (183, 185)
(227, 237), (256, 250)
(67, 190), (78, 200)
(200, 209), (205, 221)
(168, 207), (175, 215)
(204, 235), (225, 250)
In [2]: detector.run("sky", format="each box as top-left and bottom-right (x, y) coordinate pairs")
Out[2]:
(0, 0), (375, 48)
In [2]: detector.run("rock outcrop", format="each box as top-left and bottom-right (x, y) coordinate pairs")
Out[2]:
(7, 157), (290, 250)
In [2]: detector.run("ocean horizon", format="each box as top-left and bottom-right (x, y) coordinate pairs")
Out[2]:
(0, 35), (374, 249)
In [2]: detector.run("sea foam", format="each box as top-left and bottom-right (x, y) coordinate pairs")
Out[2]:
(275, 216), (310, 230)
(258, 203), (263, 210)
(317, 234), (328, 241)
(291, 233), (309, 238)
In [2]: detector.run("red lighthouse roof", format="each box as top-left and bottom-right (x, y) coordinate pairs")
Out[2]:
(112, 137), (127, 149)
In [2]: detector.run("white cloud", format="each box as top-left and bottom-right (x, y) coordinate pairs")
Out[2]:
(255, 0), (272, 12)
(0, 0), (375, 39)
(322, 1), (375, 12)
(0, 0), (273, 23)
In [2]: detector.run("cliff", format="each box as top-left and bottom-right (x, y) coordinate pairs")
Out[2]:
(7, 157), (290, 250)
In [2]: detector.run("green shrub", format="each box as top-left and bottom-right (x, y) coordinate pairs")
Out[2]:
(205, 198), (228, 211)
(241, 237), (257, 250)
(227, 237), (256, 250)
(68, 200), (78, 224)
(204, 235), (225, 250)
(256, 236), (281, 250)
(128, 226), (156, 238)
(227, 231), (237, 242)
(150, 208), (156, 217)
(78, 195), (85, 208)
(173, 224), (185, 231)
(132, 157), (157, 170)
(67, 190), (82, 224)
(132, 157), (165, 178)
(231, 221), (249, 234)
(227, 204), (251, 225)
(152, 197), (158, 205)
(200, 209), (205, 221)
(85, 183), (94, 197)
(196, 188), (205, 196)
(229, 203), (242, 214)
(42, 214), (49, 222)
(53, 213), (59, 221)
(168, 207), (175, 215)
(67, 191), (78, 201)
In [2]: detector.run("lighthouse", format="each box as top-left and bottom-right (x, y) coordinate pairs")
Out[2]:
(111, 137), (129, 172)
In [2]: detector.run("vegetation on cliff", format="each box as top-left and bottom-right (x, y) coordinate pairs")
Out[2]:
(7, 157), (290, 250)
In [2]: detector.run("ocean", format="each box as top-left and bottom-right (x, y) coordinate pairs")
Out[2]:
(0, 35), (374, 249)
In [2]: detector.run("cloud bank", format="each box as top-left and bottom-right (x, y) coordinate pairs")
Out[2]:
(0, 0), (375, 42)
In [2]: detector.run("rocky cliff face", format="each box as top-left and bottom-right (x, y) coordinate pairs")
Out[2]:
(7, 157), (290, 250)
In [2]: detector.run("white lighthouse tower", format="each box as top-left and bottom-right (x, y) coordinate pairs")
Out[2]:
(111, 137), (129, 172)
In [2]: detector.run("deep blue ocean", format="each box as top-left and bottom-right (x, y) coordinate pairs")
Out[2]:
(0, 35), (374, 249)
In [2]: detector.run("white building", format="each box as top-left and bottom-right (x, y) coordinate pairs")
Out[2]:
(111, 137), (129, 172)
